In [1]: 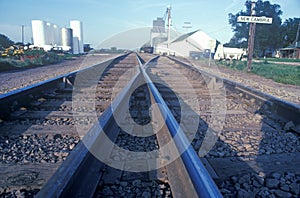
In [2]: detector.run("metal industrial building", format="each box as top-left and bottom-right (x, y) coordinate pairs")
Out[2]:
(70, 20), (84, 54)
(150, 17), (167, 48)
(61, 28), (73, 52)
(155, 30), (217, 57)
(31, 20), (84, 54)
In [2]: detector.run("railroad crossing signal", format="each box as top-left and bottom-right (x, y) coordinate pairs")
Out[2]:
(237, 2), (273, 72)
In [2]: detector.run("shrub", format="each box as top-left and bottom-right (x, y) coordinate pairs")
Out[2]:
(0, 50), (64, 72)
(23, 49), (45, 57)
(42, 52), (63, 65)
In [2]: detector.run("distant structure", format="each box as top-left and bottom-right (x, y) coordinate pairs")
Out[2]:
(152, 17), (165, 33)
(148, 6), (180, 53)
(145, 6), (219, 58)
(155, 30), (217, 57)
(32, 20), (61, 51)
(214, 44), (246, 60)
(150, 17), (167, 48)
(31, 20), (84, 54)
(143, 6), (247, 60)
(70, 20), (84, 54)
(31, 20), (48, 47)
(61, 27), (73, 52)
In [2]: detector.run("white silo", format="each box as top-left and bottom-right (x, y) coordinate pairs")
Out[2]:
(61, 28), (73, 52)
(46, 22), (55, 45)
(72, 37), (80, 54)
(70, 20), (84, 53)
(53, 25), (61, 46)
(32, 20), (47, 46)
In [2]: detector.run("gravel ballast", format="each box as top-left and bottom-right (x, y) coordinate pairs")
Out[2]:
(0, 54), (118, 95)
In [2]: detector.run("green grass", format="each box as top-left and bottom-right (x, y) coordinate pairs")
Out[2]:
(255, 58), (300, 63)
(218, 60), (300, 86)
(62, 53), (81, 60)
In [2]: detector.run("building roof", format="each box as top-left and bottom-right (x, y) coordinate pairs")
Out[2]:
(280, 42), (300, 50)
(172, 30), (198, 43)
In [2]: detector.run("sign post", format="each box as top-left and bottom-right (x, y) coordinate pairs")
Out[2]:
(237, 1), (272, 71)
(247, 19), (256, 72)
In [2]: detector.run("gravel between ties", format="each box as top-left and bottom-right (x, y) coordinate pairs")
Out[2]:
(0, 134), (79, 164)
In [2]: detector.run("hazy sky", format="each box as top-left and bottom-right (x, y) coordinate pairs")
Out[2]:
(0, 0), (299, 49)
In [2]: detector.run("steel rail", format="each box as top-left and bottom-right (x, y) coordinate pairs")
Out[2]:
(139, 55), (222, 198)
(0, 53), (130, 118)
(36, 53), (141, 197)
(37, 53), (222, 197)
(0, 53), (129, 100)
(168, 56), (300, 127)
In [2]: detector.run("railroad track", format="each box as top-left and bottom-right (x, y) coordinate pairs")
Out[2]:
(147, 56), (300, 197)
(35, 54), (221, 198)
(0, 52), (299, 197)
(0, 53), (141, 197)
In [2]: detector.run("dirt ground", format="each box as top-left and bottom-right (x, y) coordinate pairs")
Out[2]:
(0, 54), (118, 94)
(186, 58), (300, 105)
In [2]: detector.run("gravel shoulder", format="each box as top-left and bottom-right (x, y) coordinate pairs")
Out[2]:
(0, 54), (119, 95)
(187, 58), (300, 105)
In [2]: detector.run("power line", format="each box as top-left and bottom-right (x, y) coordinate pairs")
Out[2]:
(207, 25), (231, 34)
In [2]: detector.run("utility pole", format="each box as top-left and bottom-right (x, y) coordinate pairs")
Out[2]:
(21, 25), (24, 44)
(167, 5), (171, 48)
(247, 1), (256, 72)
(293, 22), (300, 59)
(247, 22), (256, 71)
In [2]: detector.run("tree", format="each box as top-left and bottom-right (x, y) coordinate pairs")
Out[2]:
(280, 18), (300, 47)
(0, 34), (14, 49)
(227, 0), (282, 57)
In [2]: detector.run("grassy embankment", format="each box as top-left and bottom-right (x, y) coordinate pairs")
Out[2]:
(0, 50), (79, 72)
(217, 59), (300, 86)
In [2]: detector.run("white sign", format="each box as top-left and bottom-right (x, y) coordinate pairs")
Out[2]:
(237, 16), (272, 24)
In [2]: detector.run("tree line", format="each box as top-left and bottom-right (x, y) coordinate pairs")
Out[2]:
(225, 0), (299, 57)
(0, 34), (14, 50)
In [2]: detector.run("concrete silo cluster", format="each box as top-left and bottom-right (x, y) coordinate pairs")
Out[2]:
(31, 20), (84, 54)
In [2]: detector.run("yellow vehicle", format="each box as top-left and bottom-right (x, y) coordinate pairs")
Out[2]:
(13, 48), (24, 56)
(1, 47), (13, 57)
(1, 45), (24, 57)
